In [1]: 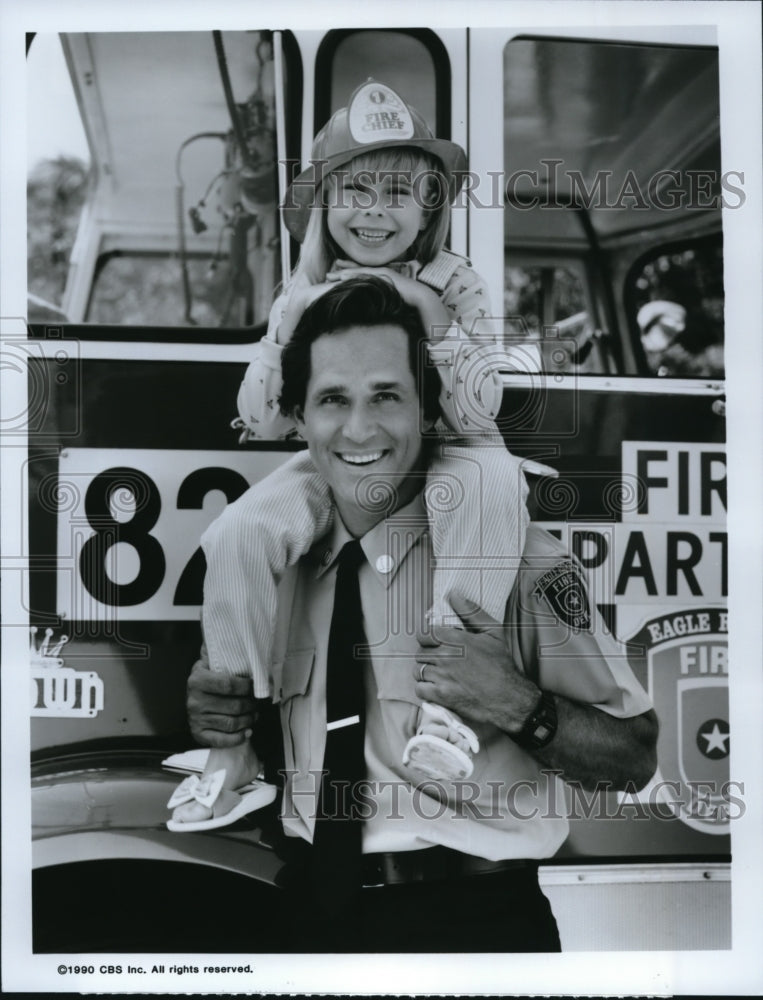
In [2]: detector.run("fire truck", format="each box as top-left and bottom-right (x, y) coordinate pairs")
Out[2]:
(21, 18), (738, 954)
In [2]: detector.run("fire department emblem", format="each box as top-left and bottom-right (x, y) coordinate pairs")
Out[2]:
(348, 82), (414, 142)
(533, 560), (592, 632)
(628, 608), (729, 833)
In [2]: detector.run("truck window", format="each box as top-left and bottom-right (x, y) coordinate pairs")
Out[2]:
(88, 252), (240, 326)
(28, 30), (294, 336)
(503, 36), (722, 378)
(319, 30), (443, 135)
(627, 237), (725, 378)
(505, 262), (599, 373)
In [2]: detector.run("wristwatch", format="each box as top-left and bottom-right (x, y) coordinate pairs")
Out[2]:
(514, 689), (558, 751)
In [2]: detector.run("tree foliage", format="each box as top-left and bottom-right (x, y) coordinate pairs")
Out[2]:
(27, 156), (90, 314)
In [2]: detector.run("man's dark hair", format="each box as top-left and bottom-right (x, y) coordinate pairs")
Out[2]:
(279, 275), (442, 423)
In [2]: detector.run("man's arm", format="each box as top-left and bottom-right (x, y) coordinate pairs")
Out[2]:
(533, 700), (658, 792)
(413, 596), (658, 792)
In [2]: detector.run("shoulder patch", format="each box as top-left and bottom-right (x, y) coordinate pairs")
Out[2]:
(533, 559), (592, 631)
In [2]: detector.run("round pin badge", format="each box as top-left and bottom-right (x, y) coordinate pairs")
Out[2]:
(375, 554), (395, 574)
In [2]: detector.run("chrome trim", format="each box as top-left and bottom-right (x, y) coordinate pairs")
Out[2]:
(500, 372), (725, 396)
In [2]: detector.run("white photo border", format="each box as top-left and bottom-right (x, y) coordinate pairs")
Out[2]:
(2, 0), (762, 994)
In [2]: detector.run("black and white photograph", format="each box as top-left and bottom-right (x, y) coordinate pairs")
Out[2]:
(2, 0), (762, 994)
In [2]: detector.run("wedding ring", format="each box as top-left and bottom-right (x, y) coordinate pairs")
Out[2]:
(418, 663), (430, 683)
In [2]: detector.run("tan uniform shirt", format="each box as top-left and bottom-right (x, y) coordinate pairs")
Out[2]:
(270, 493), (653, 861)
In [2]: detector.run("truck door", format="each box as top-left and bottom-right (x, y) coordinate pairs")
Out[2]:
(470, 30), (728, 861)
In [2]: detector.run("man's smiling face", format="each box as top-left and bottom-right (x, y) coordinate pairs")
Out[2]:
(295, 323), (431, 536)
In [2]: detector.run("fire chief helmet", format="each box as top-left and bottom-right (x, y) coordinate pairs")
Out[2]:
(282, 79), (468, 242)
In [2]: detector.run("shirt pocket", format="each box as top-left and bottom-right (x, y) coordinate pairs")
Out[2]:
(273, 648), (315, 778)
(374, 662), (421, 744)
(272, 647), (314, 703)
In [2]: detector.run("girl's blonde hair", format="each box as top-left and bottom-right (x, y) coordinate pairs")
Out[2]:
(289, 147), (451, 287)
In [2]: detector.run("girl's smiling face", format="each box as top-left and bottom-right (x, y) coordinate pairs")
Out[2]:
(326, 158), (428, 266)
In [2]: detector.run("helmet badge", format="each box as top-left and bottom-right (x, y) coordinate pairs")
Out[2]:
(348, 81), (415, 143)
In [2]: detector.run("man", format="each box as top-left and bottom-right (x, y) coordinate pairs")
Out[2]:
(189, 275), (657, 952)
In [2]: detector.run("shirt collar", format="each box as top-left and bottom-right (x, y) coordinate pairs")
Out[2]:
(313, 491), (429, 589)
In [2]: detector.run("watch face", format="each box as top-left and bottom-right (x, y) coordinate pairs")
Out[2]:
(533, 721), (554, 744)
(522, 691), (558, 749)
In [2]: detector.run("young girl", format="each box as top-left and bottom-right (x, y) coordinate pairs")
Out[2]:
(169, 81), (533, 830)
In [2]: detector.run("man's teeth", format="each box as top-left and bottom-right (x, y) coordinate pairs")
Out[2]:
(340, 451), (384, 465)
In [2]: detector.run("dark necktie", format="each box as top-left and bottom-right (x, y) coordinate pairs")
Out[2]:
(310, 539), (368, 916)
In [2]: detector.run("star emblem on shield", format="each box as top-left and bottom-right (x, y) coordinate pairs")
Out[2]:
(696, 718), (729, 760)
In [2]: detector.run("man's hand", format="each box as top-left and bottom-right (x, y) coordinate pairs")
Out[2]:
(186, 657), (257, 748)
(412, 594), (658, 791)
(328, 262), (421, 298)
(413, 595), (540, 735)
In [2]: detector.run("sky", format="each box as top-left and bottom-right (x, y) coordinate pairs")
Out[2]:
(27, 33), (90, 172)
